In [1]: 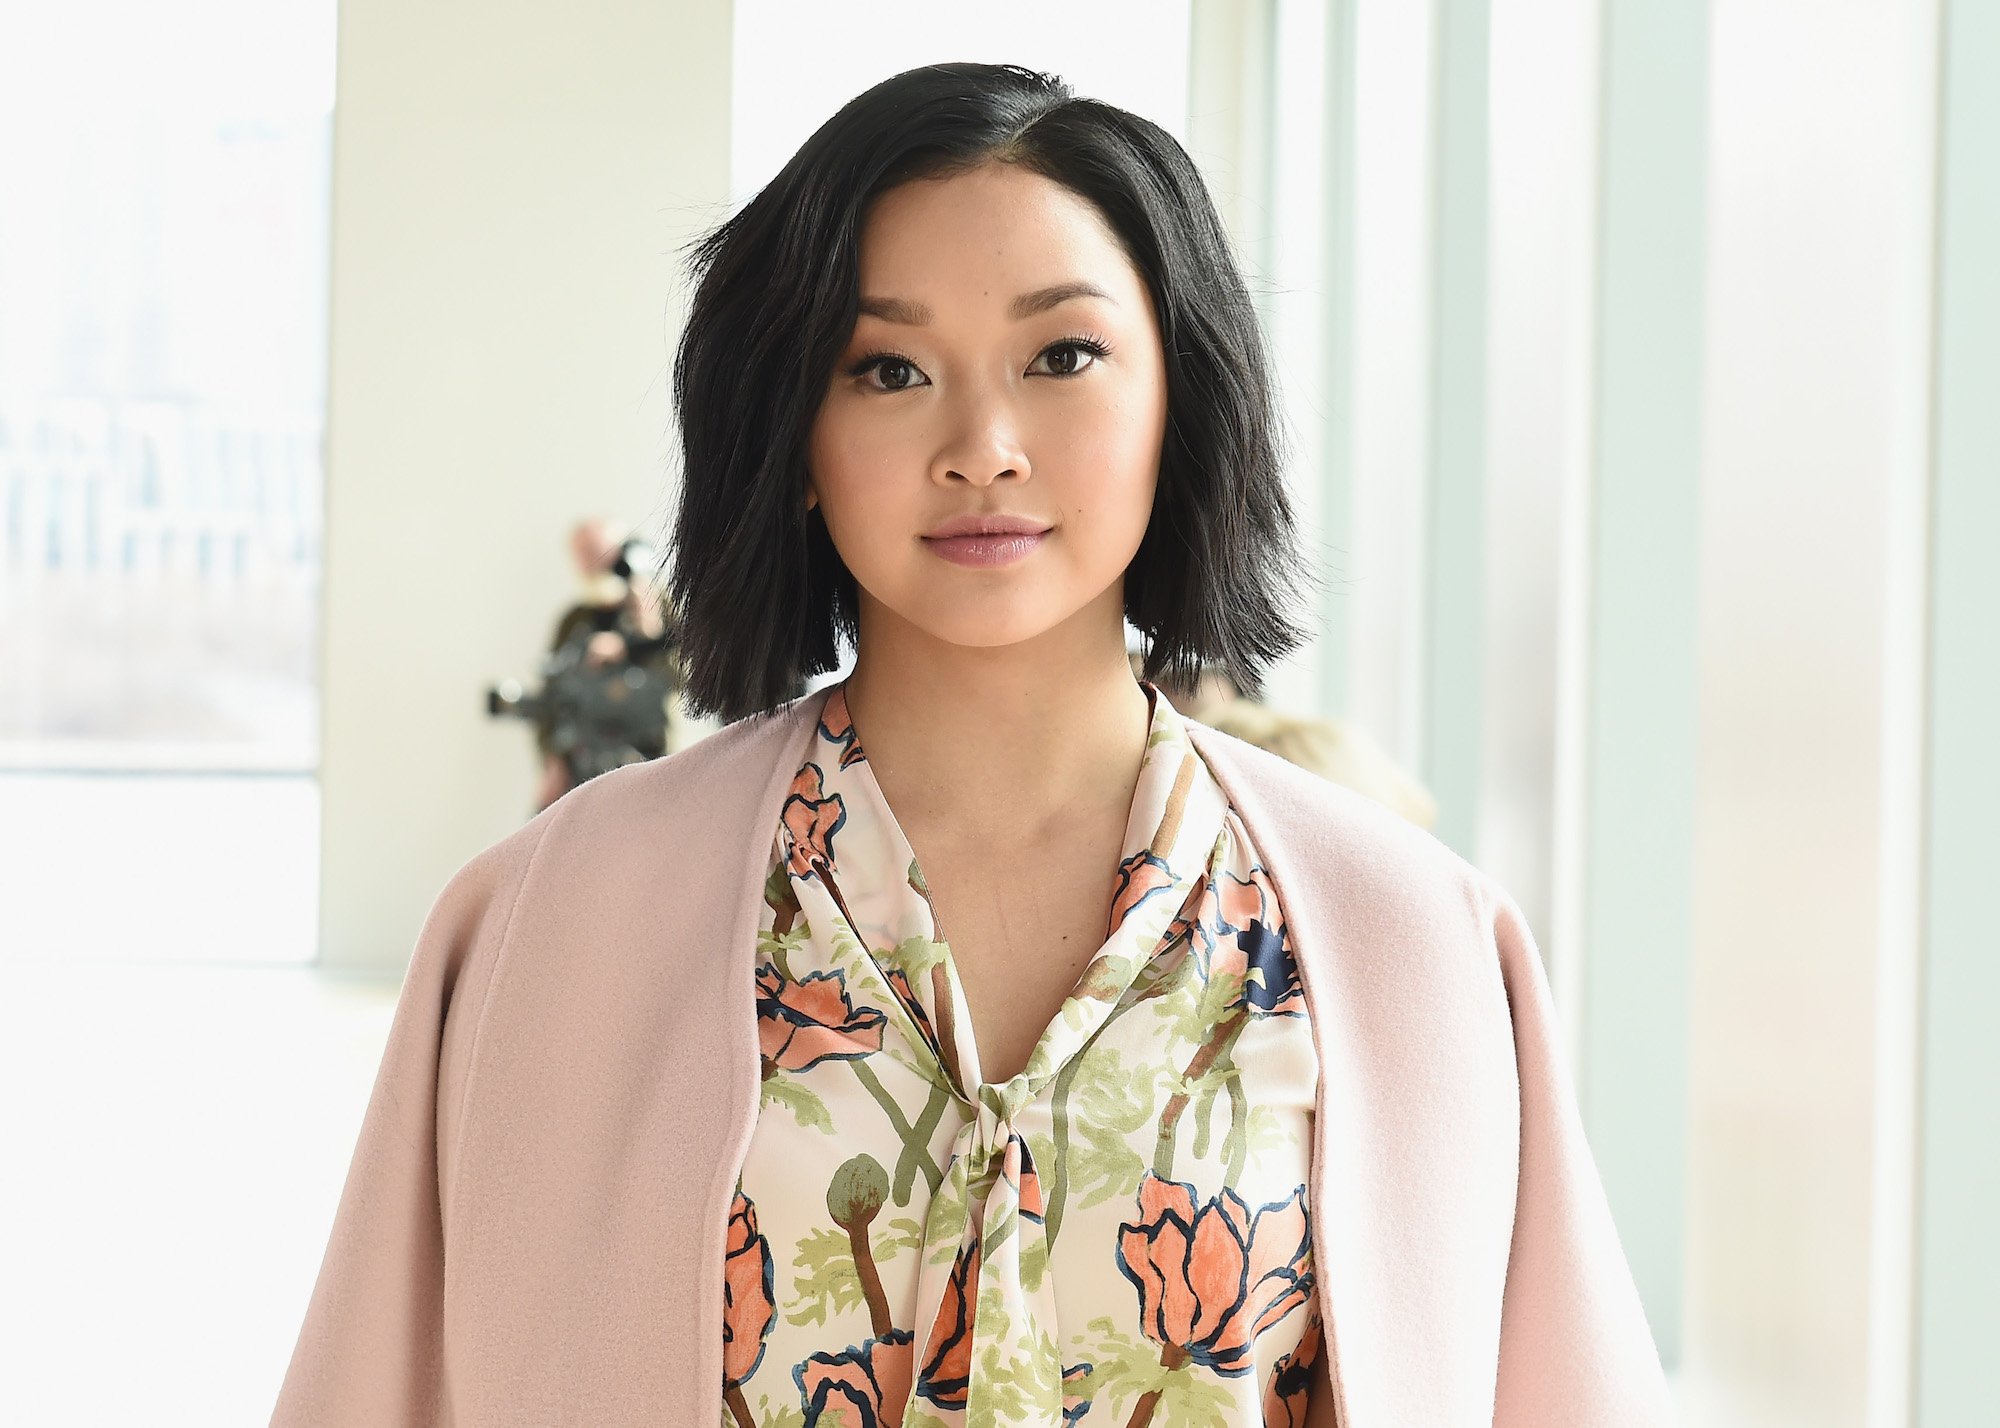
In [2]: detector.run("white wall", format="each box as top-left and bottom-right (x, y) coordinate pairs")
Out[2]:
(317, 0), (734, 973)
(729, 1), (1191, 212)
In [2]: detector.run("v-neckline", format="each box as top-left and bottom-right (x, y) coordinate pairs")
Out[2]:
(806, 678), (1229, 1112)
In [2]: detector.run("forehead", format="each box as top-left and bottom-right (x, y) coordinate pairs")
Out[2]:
(853, 163), (1144, 314)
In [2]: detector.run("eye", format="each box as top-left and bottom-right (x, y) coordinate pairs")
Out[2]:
(843, 333), (1116, 394)
(847, 349), (931, 393)
(1029, 334), (1113, 378)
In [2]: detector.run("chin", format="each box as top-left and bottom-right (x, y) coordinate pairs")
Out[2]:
(892, 596), (1072, 651)
(921, 619), (1063, 651)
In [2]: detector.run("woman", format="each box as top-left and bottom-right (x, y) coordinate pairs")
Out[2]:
(272, 63), (1671, 1427)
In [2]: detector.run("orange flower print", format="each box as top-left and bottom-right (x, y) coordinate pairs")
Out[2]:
(1000, 1131), (1045, 1224)
(794, 1328), (914, 1428)
(756, 964), (886, 1073)
(782, 763), (847, 879)
(817, 688), (867, 768)
(1107, 847), (1178, 939)
(1114, 1171), (1314, 1376)
(1061, 1359), (1094, 1425)
(913, 1238), (977, 1411)
(876, 963), (941, 1063)
(1200, 864), (1303, 1017)
(1261, 1310), (1322, 1428)
(722, 1191), (776, 1427)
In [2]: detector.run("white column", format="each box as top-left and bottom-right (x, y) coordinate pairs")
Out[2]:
(1581, 0), (1709, 1370)
(1682, 1), (1939, 1420)
(1479, 0), (1602, 1037)
(1914, 0), (2000, 1419)
(1421, 0), (1492, 863)
(1343, 0), (1441, 756)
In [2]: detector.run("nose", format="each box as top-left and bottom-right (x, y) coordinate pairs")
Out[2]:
(933, 380), (1031, 488)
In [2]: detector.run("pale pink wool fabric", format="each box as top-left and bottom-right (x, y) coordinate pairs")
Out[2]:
(270, 684), (1674, 1426)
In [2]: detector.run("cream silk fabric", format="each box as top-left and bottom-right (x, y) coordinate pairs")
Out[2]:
(722, 680), (1324, 1428)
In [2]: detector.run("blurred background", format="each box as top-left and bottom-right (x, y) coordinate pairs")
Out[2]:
(0, 0), (1993, 1423)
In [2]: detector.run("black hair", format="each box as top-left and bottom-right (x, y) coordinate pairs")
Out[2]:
(665, 60), (1321, 725)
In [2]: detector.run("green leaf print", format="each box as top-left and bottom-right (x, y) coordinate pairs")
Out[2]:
(1242, 1100), (1299, 1158)
(1019, 1218), (1049, 1293)
(980, 1196), (1019, 1257)
(1064, 1320), (1234, 1428)
(1044, 1045), (1163, 1242)
(840, 1060), (946, 1203)
(1154, 1373), (1236, 1428)
(892, 1082), (952, 1204)
(1069, 1120), (1148, 1215)
(1223, 1063), (1250, 1185)
(1191, 1072), (1221, 1160)
(751, 1395), (805, 1428)
(1152, 1009), (1249, 1178)
(759, 1075), (835, 1135)
(1063, 1321), (1170, 1413)
(756, 925), (811, 983)
(1169, 966), (1247, 1049)
(923, 1191), (969, 1265)
(878, 1041), (955, 1099)
(965, 1299), (1062, 1427)
(781, 1227), (866, 1327)
(1068, 948), (1144, 1008)
(1021, 1037), (1060, 1085)
(881, 1215), (927, 1258)
(886, 933), (951, 979)
(825, 917), (870, 974)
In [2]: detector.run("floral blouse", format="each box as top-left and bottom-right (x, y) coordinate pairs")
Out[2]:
(722, 679), (1325, 1428)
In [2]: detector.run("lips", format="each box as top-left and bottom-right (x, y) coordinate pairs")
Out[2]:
(921, 528), (1049, 568)
(921, 514), (1053, 540)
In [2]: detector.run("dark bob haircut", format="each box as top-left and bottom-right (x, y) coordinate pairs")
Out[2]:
(665, 60), (1321, 725)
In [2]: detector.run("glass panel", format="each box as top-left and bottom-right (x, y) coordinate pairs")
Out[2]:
(0, 0), (334, 966)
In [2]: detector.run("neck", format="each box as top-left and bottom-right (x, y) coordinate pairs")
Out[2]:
(837, 604), (1153, 845)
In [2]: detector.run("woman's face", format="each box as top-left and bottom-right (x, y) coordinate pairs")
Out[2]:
(806, 161), (1168, 657)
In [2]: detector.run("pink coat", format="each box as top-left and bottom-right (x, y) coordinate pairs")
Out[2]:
(271, 684), (1673, 1426)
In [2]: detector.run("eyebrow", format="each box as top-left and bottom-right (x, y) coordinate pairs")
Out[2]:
(855, 281), (1116, 326)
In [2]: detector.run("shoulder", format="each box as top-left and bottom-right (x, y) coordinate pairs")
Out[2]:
(539, 690), (822, 848)
(1183, 712), (1505, 935)
(428, 692), (824, 960)
(414, 692), (818, 947)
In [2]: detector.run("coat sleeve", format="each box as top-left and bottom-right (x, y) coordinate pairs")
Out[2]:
(1482, 876), (1678, 1426)
(270, 819), (547, 1427)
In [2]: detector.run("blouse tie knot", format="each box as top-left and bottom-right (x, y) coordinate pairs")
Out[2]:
(908, 1082), (1066, 1424)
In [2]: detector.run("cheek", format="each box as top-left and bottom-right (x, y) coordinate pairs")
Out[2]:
(808, 411), (915, 562)
(1051, 401), (1164, 522)
(808, 412), (872, 521)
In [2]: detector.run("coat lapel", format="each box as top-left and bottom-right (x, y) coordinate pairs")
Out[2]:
(438, 686), (830, 1423)
(1182, 716), (1521, 1425)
